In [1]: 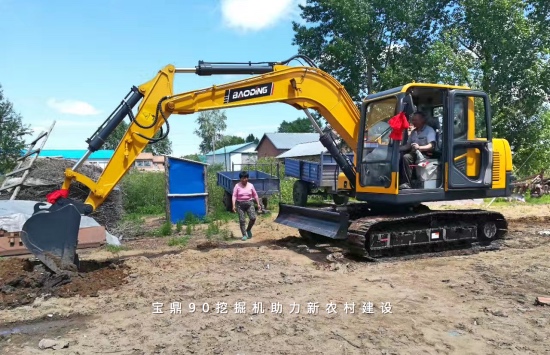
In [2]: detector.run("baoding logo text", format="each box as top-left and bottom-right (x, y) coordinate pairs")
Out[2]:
(224, 83), (274, 103)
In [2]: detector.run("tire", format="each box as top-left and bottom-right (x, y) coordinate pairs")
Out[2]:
(332, 194), (349, 205)
(293, 180), (309, 206)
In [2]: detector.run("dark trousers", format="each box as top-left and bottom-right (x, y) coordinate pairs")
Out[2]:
(399, 152), (416, 185)
(236, 200), (256, 236)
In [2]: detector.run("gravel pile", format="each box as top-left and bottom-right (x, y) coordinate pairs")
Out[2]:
(0, 158), (123, 231)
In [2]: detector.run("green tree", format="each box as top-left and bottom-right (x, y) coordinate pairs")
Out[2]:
(145, 131), (173, 155)
(292, 0), (450, 100)
(510, 108), (550, 177)
(245, 133), (259, 144)
(278, 116), (324, 133)
(102, 121), (127, 150)
(444, 0), (550, 175)
(0, 85), (32, 174)
(218, 135), (245, 148)
(181, 153), (201, 162)
(102, 120), (173, 155)
(194, 110), (228, 154)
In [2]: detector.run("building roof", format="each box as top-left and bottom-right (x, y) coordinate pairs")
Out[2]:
(197, 155), (207, 163)
(276, 141), (327, 159)
(205, 142), (256, 156)
(29, 149), (115, 160)
(257, 133), (320, 150)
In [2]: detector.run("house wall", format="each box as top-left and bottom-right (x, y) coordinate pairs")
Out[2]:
(279, 155), (322, 163)
(134, 154), (166, 172)
(205, 153), (231, 169)
(205, 145), (258, 170)
(257, 139), (286, 158)
(136, 162), (165, 172)
(241, 152), (257, 165)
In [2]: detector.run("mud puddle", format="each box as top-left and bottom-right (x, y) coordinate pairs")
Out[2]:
(0, 257), (129, 310)
(0, 314), (91, 337)
(0, 314), (93, 351)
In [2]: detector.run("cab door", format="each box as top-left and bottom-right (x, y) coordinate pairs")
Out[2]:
(356, 94), (410, 195)
(446, 90), (493, 189)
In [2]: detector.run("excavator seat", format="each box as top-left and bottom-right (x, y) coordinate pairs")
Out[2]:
(414, 115), (443, 188)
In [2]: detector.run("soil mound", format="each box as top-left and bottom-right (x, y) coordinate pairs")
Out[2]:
(0, 257), (128, 310)
(0, 158), (123, 230)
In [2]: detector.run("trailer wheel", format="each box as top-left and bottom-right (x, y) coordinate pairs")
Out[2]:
(293, 180), (309, 206)
(223, 191), (232, 211)
(332, 194), (349, 205)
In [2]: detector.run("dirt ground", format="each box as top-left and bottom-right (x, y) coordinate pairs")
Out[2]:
(1, 202), (550, 354)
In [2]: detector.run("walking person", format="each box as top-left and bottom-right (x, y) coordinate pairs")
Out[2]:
(232, 171), (262, 241)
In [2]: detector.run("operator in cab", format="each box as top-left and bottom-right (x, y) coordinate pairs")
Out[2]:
(398, 111), (436, 189)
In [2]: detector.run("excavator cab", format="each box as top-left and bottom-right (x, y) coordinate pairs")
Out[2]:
(278, 83), (513, 256)
(355, 84), (513, 206)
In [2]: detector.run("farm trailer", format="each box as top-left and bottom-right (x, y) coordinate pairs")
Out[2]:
(284, 152), (354, 206)
(217, 163), (281, 211)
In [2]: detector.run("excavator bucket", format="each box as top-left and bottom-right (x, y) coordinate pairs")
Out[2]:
(20, 199), (82, 274)
(274, 203), (349, 240)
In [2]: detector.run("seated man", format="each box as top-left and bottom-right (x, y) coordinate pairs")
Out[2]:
(399, 111), (436, 189)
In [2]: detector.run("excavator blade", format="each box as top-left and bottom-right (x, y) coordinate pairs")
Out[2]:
(274, 203), (349, 239)
(20, 200), (82, 275)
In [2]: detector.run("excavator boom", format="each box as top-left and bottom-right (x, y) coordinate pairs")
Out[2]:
(20, 56), (361, 274)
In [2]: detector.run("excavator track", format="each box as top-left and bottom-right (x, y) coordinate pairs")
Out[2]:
(348, 205), (506, 259)
(296, 203), (507, 260)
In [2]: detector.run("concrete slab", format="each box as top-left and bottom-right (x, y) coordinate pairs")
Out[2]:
(0, 200), (108, 257)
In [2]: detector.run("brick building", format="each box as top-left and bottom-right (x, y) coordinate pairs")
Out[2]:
(134, 152), (165, 171)
(255, 133), (320, 158)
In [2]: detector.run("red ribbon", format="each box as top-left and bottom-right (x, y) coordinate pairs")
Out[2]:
(46, 189), (69, 204)
(388, 111), (409, 141)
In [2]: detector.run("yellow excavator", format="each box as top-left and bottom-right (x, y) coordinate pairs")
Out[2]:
(20, 55), (514, 274)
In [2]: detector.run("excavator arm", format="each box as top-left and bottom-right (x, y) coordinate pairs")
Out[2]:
(70, 61), (360, 212)
(20, 56), (361, 274)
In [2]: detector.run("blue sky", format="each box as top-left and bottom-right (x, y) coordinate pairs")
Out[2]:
(0, 0), (308, 156)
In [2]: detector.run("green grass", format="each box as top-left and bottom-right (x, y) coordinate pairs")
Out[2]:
(167, 236), (191, 247)
(525, 194), (550, 204)
(104, 245), (129, 253)
(484, 192), (550, 206)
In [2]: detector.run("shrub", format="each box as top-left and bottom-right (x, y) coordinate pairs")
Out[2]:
(206, 163), (227, 214)
(119, 170), (166, 215)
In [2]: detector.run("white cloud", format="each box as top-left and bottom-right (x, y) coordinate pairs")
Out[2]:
(47, 98), (101, 116)
(220, 0), (305, 32)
